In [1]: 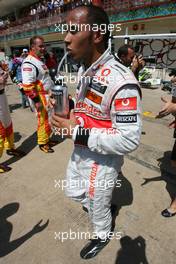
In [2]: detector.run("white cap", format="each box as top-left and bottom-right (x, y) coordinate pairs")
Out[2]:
(23, 48), (28, 52)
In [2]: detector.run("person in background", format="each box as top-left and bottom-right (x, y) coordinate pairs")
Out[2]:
(0, 62), (25, 173)
(30, 5), (37, 17)
(22, 36), (55, 153)
(47, 0), (54, 14)
(157, 73), (176, 168)
(116, 44), (145, 80)
(41, 1), (48, 17)
(156, 72), (176, 217)
(11, 50), (29, 108)
(0, 64), (11, 173)
(8, 55), (13, 72)
(21, 48), (29, 59)
(45, 51), (57, 81)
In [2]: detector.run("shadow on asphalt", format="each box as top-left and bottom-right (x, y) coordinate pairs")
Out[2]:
(50, 134), (66, 145)
(141, 150), (176, 211)
(0, 202), (49, 257)
(112, 175), (148, 264)
(3, 132), (37, 166)
(3, 132), (65, 167)
(115, 235), (149, 264)
(9, 104), (22, 113)
(14, 132), (22, 143)
(111, 172), (133, 231)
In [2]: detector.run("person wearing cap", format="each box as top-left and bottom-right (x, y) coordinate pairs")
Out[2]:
(21, 49), (29, 59)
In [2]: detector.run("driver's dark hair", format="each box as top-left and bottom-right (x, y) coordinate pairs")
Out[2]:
(73, 4), (110, 49)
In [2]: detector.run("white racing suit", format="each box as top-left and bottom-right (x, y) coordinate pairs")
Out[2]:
(65, 49), (142, 239)
(22, 52), (54, 145)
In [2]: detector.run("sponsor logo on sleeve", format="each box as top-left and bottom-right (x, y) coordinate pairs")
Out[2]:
(115, 97), (137, 111)
(116, 114), (137, 123)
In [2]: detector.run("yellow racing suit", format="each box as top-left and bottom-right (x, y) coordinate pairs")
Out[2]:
(22, 51), (54, 145)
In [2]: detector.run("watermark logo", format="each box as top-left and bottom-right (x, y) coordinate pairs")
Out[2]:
(54, 229), (122, 242)
(55, 22), (122, 34)
(52, 125), (119, 138)
(54, 178), (122, 191)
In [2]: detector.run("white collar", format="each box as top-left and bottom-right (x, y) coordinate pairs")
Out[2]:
(82, 48), (113, 76)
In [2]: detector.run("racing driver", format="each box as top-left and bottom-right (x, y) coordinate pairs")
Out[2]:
(50, 5), (142, 259)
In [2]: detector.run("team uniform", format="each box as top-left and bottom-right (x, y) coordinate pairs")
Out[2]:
(0, 77), (14, 158)
(65, 49), (142, 239)
(22, 51), (54, 145)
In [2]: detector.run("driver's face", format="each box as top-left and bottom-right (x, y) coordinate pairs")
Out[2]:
(32, 38), (46, 58)
(64, 8), (94, 63)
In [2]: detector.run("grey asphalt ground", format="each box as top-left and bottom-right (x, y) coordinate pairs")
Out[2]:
(0, 80), (176, 264)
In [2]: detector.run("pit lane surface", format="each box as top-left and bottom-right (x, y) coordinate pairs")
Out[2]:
(0, 82), (175, 264)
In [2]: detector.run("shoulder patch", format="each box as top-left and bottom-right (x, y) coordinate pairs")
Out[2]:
(115, 97), (137, 111)
(116, 114), (137, 123)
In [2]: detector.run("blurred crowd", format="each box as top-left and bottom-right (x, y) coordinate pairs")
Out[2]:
(0, 0), (99, 30)
(29, 0), (92, 17)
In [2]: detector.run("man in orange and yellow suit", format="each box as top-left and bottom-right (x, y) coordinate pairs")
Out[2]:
(22, 36), (55, 153)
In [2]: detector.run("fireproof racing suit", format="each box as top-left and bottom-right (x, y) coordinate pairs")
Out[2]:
(0, 81), (14, 158)
(22, 51), (54, 145)
(65, 49), (142, 239)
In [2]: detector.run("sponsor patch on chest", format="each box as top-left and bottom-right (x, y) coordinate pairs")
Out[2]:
(86, 90), (102, 104)
(89, 79), (107, 94)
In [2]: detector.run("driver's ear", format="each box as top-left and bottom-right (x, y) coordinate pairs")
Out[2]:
(93, 30), (103, 44)
(121, 54), (125, 61)
(31, 45), (34, 51)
